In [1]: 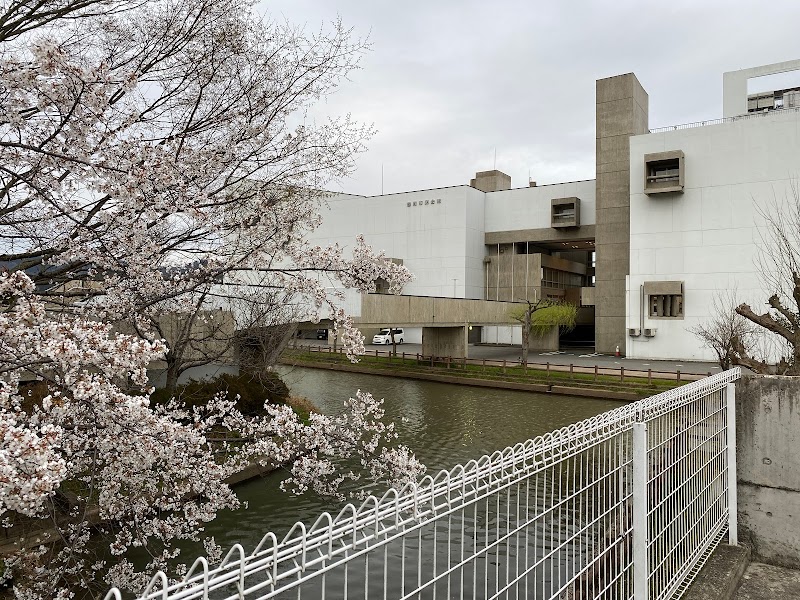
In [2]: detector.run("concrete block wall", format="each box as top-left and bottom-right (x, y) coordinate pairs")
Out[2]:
(736, 375), (800, 568)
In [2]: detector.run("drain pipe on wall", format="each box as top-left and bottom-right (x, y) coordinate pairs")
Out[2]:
(640, 284), (644, 333)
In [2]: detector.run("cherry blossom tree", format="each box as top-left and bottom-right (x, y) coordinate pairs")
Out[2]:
(0, 0), (412, 378)
(0, 0), (421, 597)
(0, 271), (423, 598)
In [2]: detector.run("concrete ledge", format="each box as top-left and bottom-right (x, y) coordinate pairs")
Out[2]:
(735, 561), (800, 599)
(683, 543), (751, 600)
(224, 462), (276, 486)
(550, 385), (639, 401)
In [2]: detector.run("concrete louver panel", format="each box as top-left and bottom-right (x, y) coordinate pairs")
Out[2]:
(643, 150), (684, 195)
(551, 197), (581, 228)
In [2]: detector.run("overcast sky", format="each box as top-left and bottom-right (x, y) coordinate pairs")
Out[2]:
(260, 0), (800, 197)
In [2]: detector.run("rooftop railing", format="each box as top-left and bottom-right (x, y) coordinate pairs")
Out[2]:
(649, 104), (800, 133)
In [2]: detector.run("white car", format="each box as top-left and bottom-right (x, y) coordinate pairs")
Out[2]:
(372, 328), (404, 345)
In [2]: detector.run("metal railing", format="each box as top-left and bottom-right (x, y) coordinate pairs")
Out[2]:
(105, 368), (740, 600)
(649, 104), (800, 133)
(288, 342), (708, 382)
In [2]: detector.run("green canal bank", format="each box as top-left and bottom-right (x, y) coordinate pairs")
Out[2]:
(279, 347), (690, 402)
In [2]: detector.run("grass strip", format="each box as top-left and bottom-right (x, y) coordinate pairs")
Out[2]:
(280, 349), (685, 398)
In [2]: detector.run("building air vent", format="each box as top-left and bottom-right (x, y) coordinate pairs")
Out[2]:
(643, 328), (657, 337)
(644, 151), (684, 195)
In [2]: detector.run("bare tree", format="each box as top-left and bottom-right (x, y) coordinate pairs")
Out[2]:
(689, 287), (759, 370)
(734, 183), (800, 374)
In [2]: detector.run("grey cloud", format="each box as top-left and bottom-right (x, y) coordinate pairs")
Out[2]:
(261, 0), (800, 196)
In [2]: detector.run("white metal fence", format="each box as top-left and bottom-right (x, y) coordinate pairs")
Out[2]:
(105, 368), (741, 600)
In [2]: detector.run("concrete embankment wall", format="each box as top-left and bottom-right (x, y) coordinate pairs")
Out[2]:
(737, 375), (800, 567)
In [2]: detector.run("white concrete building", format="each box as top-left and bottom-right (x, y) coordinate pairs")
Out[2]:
(627, 59), (800, 360)
(307, 59), (800, 362)
(310, 175), (596, 346)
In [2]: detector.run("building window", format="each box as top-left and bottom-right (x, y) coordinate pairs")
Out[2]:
(374, 277), (390, 294)
(649, 294), (683, 318)
(542, 267), (582, 290)
(644, 151), (684, 195)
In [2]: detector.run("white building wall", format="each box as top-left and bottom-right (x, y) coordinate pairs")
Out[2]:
(483, 180), (596, 233)
(464, 186), (487, 299)
(310, 186), (480, 304)
(628, 110), (800, 361)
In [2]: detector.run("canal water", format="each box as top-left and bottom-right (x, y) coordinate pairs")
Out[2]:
(201, 366), (625, 551)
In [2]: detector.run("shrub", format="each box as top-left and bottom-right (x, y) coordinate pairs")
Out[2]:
(150, 372), (290, 416)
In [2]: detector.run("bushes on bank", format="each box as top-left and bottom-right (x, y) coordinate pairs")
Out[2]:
(150, 372), (290, 416)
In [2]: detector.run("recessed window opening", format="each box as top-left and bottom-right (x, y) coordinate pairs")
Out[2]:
(647, 159), (680, 184)
(550, 197), (580, 228)
(552, 204), (575, 223)
(644, 151), (684, 194)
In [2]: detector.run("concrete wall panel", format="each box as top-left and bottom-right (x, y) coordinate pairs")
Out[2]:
(737, 376), (800, 567)
(422, 326), (468, 358)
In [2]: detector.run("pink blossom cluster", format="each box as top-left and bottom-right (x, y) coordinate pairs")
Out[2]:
(0, 271), (424, 598)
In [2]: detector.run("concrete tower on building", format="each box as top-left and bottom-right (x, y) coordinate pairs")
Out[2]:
(594, 73), (649, 354)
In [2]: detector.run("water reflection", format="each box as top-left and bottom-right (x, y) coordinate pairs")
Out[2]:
(202, 366), (624, 550)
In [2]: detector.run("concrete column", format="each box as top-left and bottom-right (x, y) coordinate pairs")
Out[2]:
(422, 326), (469, 359)
(594, 73), (648, 354)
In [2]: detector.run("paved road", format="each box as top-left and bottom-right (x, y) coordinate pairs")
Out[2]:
(305, 340), (722, 376)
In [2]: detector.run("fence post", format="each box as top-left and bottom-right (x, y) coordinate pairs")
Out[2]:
(594, 364), (598, 382)
(677, 369), (681, 383)
(502, 359), (506, 374)
(633, 422), (649, 599)
(726, 382), (738, 546)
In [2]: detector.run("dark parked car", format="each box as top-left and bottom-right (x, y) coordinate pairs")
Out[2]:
(316, 329), (329, 340)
